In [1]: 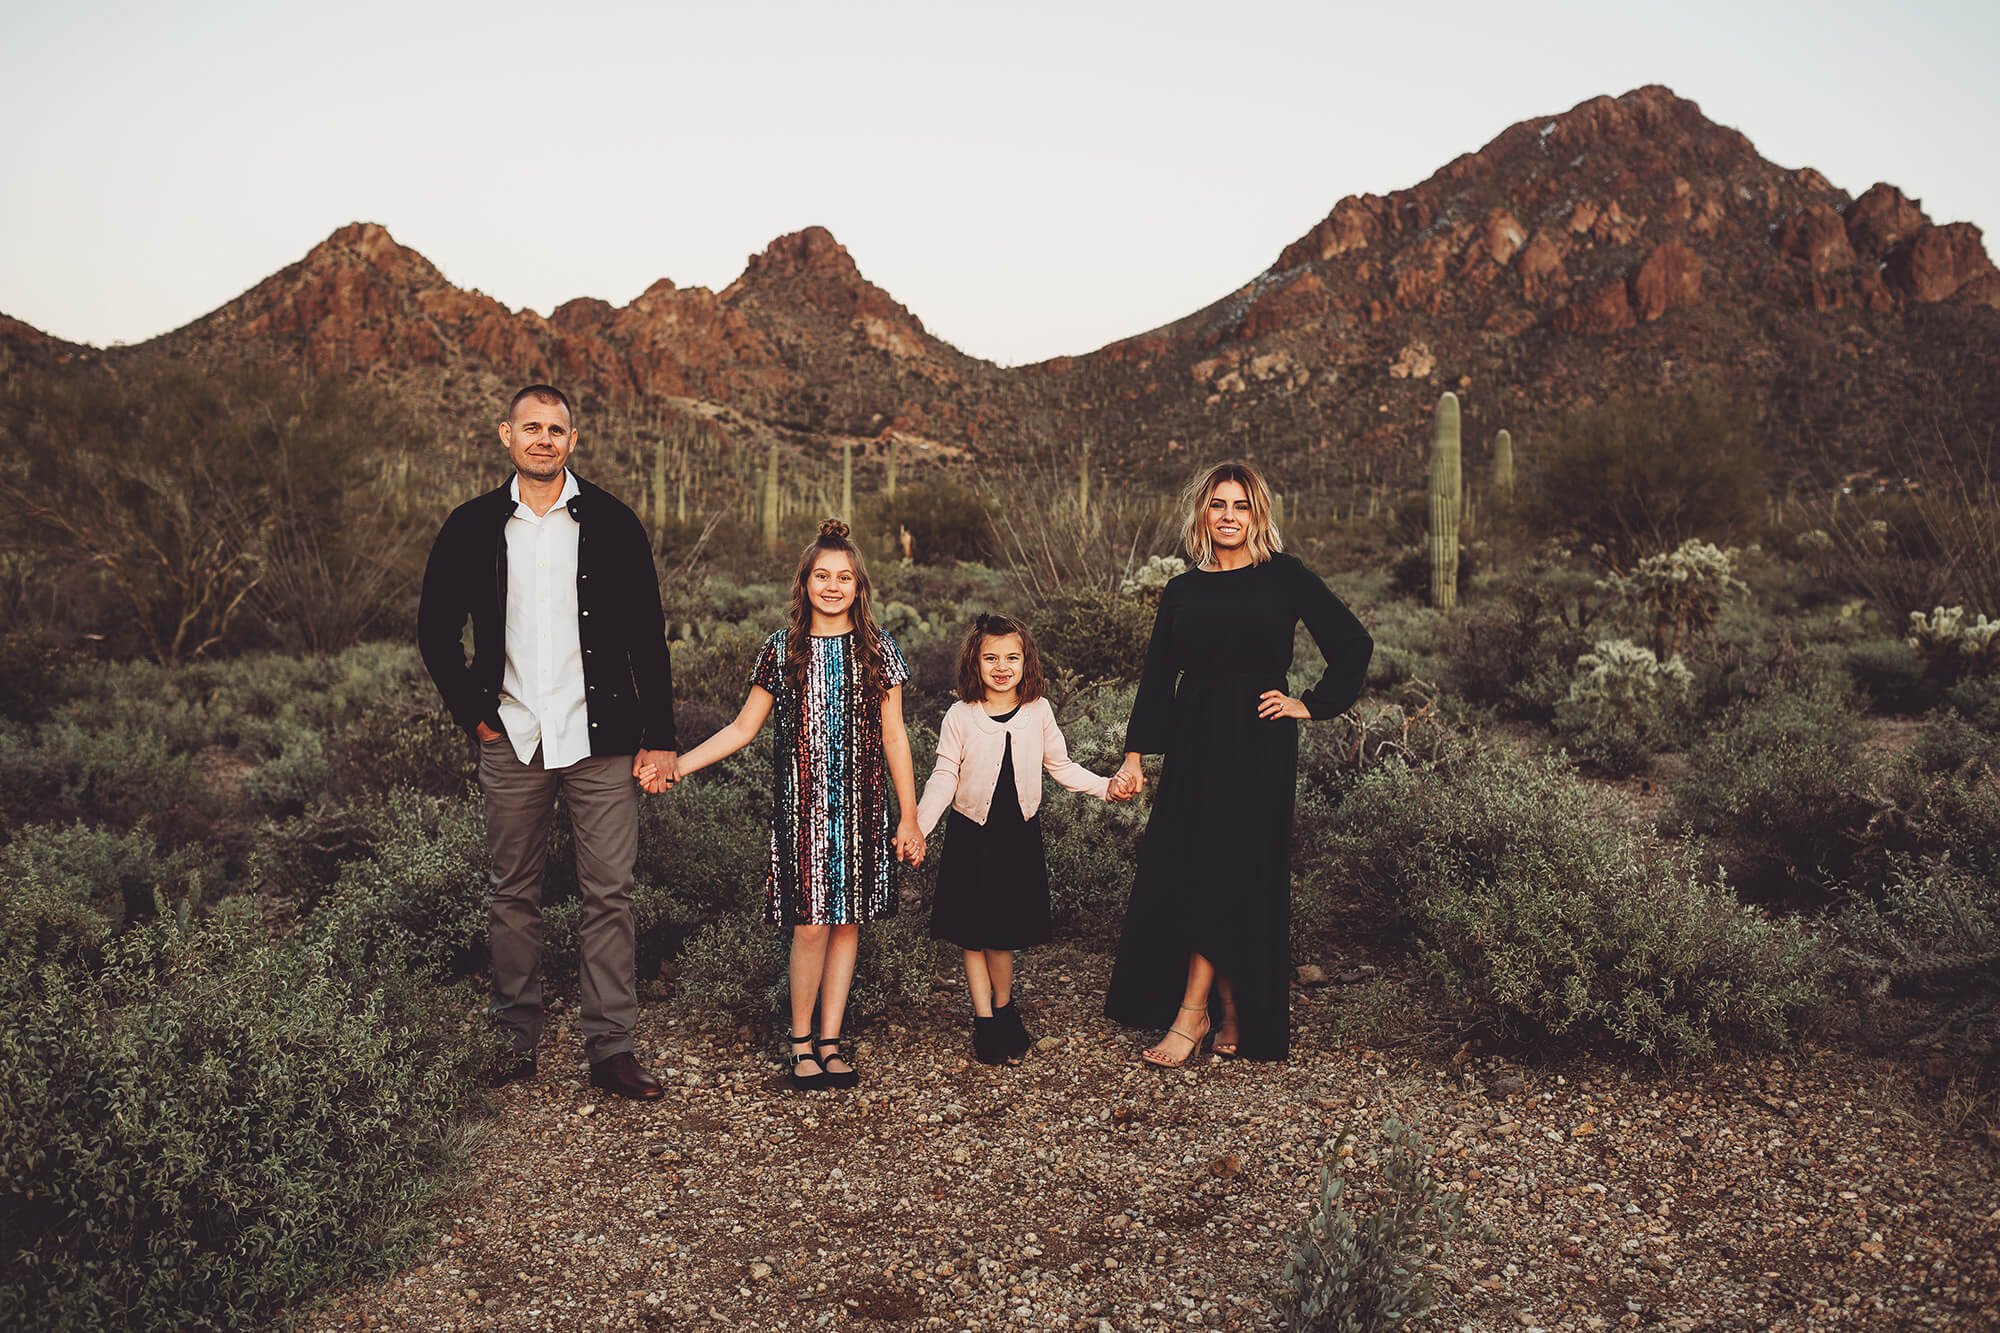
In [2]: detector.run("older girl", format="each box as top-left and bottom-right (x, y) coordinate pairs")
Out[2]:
(671, 520), (923, 1090)
(1104, 462), (1372, 1065)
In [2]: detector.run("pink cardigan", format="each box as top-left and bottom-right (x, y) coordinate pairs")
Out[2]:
(916, 697), (1110, 834)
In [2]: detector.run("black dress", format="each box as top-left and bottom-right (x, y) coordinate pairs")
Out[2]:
(1104, 553), (1372, 1060)
(930, 708), (1053, 951)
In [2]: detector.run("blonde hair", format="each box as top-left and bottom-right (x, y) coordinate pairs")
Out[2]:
(1178, 461), (1284, 569)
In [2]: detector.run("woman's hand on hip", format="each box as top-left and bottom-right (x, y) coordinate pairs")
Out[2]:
(1257, 691), (1310, 721)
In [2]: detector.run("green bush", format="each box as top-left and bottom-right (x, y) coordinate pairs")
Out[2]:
(0, 629), (77, 724)
(307, 790), (491, 972)
(1282, 1118), (1486, 1332)
(1331, 750), (1829, 1057)
(1436, 578), (1595, 719)
(1841, 638), (1931, 714)
(1524, 385), (1768, 572)
(1672, 678), (1873, 902)
(867, 481), (995, 565)
(0, 824), (218, 967)
(0, 903), (493, 1331)
(1033, 586), (1156, 687)
(1946, 673), (2000, 731)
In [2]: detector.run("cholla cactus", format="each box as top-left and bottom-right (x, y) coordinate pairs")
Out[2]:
(1906, 606), (2000, 677)
(1555, 639), (1693, 773)
(1565, 639), (1693, 729)
(1599, 539), (1749, 659)
(1119, 554), (1188, 602)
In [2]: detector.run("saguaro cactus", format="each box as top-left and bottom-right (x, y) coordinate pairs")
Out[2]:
(1429, 392), (1462, 609)
(651, 435), (668, 538)
(1492, 429), (1515, 507)
(1079, 439), (1091, 524)
(762, 442), (781, 551)
(841, 440), (854, 524)
(885, 436), (899, 497)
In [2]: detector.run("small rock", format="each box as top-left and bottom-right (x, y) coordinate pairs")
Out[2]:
(1294, 965), (1328, 986)
(1035, 1036), (1062, 1053)
(748, 1262), (772, 1280)
(1208, 1153), (1242, 1178)
(578, 1104), (598, 1117)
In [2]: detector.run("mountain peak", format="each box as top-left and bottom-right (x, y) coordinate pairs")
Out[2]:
(738, 226), (863, 283)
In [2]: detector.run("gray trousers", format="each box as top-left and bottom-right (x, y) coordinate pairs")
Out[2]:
(477, 739), (640, 1061)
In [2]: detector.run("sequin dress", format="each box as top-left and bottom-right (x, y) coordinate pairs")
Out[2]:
(751, 628), (911, 926)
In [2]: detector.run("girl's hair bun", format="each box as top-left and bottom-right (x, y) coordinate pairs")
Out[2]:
(819, 519), (851, 540)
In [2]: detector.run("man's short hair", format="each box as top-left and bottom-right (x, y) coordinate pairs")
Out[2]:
(507, 384), (575, 427)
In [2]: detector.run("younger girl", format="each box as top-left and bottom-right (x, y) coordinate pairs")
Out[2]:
(670, 520), (923, 1091)
(916, 613), (1125, 1065)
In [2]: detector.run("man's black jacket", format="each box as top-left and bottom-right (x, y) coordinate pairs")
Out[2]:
(418, 475), (677, 755)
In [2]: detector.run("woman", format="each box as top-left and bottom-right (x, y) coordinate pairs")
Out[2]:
(1104, 461), (1372, 1064)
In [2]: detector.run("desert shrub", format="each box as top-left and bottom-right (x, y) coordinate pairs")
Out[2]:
(1525, 386), (1767, 572)
(1946, 673), (2000, 731)
(0, 825), (219, 967)
(306, 790), (491, 972)
(1672, 678), (1873, 903)
(868, 480), (996, 565)
(1360, 602), (1449, 692)
(1841, 856), (1999, 1058)
(671, 906), (951, 1019)
(1841, 638), (1931, 713)
(1281, 1118), (1486, 1332)
(674, 914), (788, 1013)
(1436, 577), (1596, 718)
(1, 364), (430, 661)
(673, 620), (771, 709)
(1552, 639), (1693, 775)
(0, 629), (78, 724)
(1814, 424), (2000, 624)
(1034, 586), (1156, 686)
(0, 903), (492, 1331)
(0, 716), (201, 834)
(1388, 542), (1481, 604)
(1043, 790), (1146, 946)
(1331, 750), (1829, 1057)
(326, 703), (476, 798)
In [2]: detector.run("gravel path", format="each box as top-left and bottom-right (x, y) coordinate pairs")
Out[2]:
(302, 948), (1999, 1332)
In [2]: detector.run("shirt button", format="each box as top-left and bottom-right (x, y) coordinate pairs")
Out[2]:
(581, 610), (590, 616)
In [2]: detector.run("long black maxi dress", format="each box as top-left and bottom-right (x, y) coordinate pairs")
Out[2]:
(1104, 552), (1372, 1061)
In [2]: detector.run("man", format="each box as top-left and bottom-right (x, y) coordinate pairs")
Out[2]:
(419, 384), (677, 1100)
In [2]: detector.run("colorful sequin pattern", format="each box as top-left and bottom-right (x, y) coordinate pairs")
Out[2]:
(751, 629), (910, 926)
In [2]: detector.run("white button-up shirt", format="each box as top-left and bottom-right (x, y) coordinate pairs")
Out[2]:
(497, 471), (590, 770)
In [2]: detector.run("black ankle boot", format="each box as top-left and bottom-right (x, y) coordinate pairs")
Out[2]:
(994, 1000), (1031, 1059)
(972, 1013), (1006, 1066)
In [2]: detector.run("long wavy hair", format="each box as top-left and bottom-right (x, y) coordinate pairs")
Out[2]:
(784, 520), (890, 703)
(1178, 460), (1284, 569)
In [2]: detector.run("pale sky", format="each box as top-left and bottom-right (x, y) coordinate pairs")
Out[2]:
(5, 0), (1995, 366)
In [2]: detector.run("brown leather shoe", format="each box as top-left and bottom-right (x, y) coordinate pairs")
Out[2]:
(588, 1051), (664, 1101)
(488, 1051), (537, 1088)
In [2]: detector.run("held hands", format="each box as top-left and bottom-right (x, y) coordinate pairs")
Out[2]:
(1257, 691), (1310, 721)
(634, 749), (679, 794)
(1106, 759), (1145, 802)
(894, 818), (926, 867)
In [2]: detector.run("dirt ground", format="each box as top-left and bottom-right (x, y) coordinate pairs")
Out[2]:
(298, 943), (1998, 1333)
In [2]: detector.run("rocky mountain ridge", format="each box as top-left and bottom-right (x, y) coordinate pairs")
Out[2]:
(10, 85), (1997, 489)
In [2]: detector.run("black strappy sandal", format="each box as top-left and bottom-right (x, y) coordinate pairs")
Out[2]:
(814, 1035), (860, 1090)
(785, 1032), (828, 1091)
